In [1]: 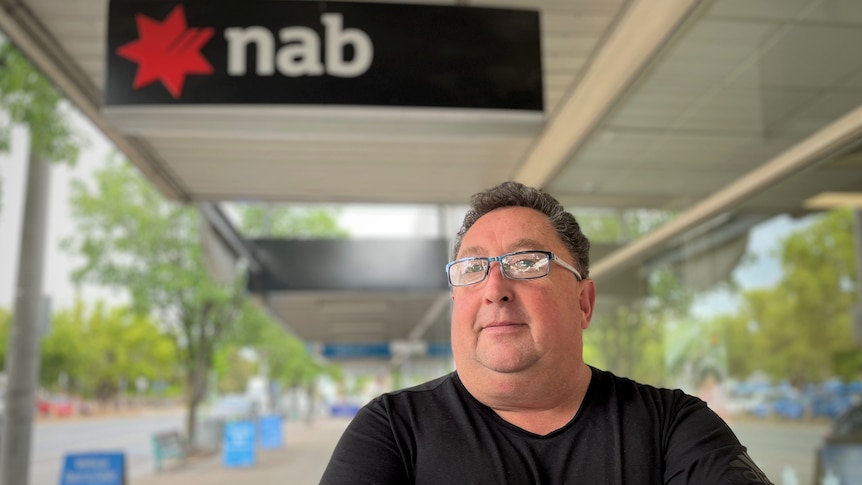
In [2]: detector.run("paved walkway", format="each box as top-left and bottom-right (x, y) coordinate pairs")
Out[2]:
(132, 417), (350, 485)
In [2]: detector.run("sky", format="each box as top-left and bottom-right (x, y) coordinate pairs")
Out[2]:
(0, 109), (443, 310)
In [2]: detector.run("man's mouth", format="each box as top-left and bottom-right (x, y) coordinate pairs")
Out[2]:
(482, 321), (526, 332)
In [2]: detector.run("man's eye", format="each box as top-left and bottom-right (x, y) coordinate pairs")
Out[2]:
(465, 262), (485, 273)
(512, 258), (536, 269)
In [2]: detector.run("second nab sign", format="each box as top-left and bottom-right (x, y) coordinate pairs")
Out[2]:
(106, 0), (543, 110)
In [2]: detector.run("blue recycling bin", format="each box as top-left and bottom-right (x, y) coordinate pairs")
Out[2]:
(223, 421), (256, 467)
(258, 414), (284, 449)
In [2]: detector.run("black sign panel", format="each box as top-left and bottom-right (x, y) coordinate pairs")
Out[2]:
(246, 239), (450, 292)
(106, 1), (543, 110)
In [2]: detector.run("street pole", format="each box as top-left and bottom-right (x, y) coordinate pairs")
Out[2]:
(0, 140), (50, 485)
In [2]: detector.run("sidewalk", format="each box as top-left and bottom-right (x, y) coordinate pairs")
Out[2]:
(132, 416), (350, 485)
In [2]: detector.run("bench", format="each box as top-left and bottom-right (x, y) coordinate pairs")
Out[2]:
(151, 430), (188, 472)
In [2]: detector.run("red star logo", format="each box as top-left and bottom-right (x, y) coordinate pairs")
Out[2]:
(116, 6), (214, 99)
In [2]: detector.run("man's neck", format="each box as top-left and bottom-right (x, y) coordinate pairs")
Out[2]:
(461, 363), (593, 436)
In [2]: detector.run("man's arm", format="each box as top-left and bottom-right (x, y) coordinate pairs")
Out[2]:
(663, 397), (774, 485)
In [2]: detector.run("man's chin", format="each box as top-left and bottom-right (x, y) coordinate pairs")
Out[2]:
(475, 350), (538, 374)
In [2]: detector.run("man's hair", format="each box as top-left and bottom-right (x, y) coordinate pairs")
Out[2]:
(453, 181), (590, 278)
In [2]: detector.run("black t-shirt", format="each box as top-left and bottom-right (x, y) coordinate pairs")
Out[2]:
(320, 367), (773, 484)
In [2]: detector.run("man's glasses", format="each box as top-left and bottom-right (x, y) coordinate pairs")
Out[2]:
(445, 250), (583, 287)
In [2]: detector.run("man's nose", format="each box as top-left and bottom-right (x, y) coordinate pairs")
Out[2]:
(482, 262), (514, 303)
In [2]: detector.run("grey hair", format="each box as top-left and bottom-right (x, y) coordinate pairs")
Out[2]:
(453, 181), (590, 278)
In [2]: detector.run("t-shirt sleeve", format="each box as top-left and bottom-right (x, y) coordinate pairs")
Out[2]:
(320, 399), (410, 485)
(663, 394), (774, 485)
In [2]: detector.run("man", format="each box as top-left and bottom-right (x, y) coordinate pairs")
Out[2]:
(321, 181), (772, 484)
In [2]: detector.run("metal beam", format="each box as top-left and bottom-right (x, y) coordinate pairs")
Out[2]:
(592, 102), (862, 280)
(514, 0), (702, 187)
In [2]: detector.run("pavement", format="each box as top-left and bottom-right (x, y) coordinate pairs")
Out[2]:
(131, 416), (350, 485)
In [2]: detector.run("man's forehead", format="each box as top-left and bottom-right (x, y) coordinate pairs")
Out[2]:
(457, 206), (562, 255)
(459, 237), (550, 257)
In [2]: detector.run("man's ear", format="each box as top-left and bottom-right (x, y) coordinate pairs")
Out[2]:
(578, 279), (596, 330)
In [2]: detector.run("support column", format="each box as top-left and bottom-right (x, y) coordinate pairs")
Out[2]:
(0, 144), (50, 485)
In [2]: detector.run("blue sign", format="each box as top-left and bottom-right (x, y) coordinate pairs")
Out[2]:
(427, 342), (452, 357)
(258, 415), (284, 449)
(322, 342), (391, 359)
(330, 402), (361, 417)
(59, 452), (125, 485)
(223, 421), (256, 467)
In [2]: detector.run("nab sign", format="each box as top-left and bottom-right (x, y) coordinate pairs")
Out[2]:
(106, 0), (542, 110)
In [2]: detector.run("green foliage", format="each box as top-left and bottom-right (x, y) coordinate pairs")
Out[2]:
(710, 210), (860, 384)
(583, 208), (860, 388)
(576, 208), (677, 243)
(64, 154), (227, 323)
(0, 41), (81, 164)
(236, 203), (348, 238)
(584, 304), (666, 384)
(42, 300), (178, 400)
(0, 306), (10, 370)
(63, 155), (348, 439)
(743, 210), (857, 383)
(579, 213), (687, 385)
(222, 299), (337, 390)
(213, 346), (258, 393)
(647, 268), (695, 322)
(712, 312), (758, 380)
(63, 154), (245, 438)
(834, 349), (862, 382)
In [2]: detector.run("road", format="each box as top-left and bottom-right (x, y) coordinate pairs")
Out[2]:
(731, 418), (830, 485)
(30, 408), (184, 485)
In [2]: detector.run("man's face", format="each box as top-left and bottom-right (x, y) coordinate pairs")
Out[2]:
(450, 207), (594, 376)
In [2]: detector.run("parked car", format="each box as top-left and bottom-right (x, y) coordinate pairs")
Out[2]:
(812, 402), (862, 484)
(36, 395), (74, 418)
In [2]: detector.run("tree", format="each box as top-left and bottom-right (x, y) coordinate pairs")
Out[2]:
(236, 203), (348, 238)
(211, 205), (346, 410)
(577, 210), (681, 385)
(708, 209), (859, 384)
(64, 155), (246, 443)
(223, 300), (335, 389)
(42, 300), (178, 402)
(0, 40), (81, 213)
(64, 155), (346, 443)
(746, 210), (857, 383)
(0, 40), (83, 485)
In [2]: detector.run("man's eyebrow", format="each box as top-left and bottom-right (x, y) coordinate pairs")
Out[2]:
(457, 246), (485, 258)
(509, 238), (545, 251)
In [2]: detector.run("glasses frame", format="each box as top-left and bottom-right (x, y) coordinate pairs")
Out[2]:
(445, 250), (583, 287)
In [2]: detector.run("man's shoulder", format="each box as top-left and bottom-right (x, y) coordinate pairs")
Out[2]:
(589, 366), (697, 407)
(397, 372), (455, 393)
(357, 372), (465, 425)
(370, 372), (459, 404)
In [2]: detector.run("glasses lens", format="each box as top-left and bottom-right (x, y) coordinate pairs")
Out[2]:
(449, 259), (488, 286)
(501, 252), (550, 279)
